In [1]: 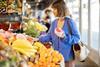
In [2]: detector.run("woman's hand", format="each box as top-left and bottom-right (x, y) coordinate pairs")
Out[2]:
(54, 27), (65, 38)
(32, 38), (39, 42)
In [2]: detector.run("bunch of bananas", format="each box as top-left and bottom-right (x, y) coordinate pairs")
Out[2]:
(34, 22), (47, 32)
(12, 39), (37, 57)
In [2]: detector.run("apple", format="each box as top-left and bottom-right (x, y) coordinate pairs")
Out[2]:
(55, 28), (65, 38)
(56, 28), (62, 32)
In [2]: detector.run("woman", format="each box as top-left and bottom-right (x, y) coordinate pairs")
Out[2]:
(39, 0), (80, 67)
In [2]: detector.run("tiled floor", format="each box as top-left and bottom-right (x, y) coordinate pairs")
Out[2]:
(75, 58), (99, 67)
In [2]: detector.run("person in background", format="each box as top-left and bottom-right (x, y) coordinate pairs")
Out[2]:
(43, 9), (52, 33)
(39, 0), (80, 67)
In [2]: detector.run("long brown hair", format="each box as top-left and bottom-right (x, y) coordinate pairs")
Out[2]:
(51, 0), (70, 17)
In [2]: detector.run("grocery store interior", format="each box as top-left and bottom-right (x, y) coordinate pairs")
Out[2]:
(0, 0), (100, 67)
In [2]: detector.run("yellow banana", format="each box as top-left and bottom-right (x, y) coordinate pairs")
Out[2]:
(12, 39), (33, 49)
(13, 47), (36, 57)
(35, 22), (47, 32)
(32, 45), (39, 50)
(12, 39), (37, 57)
(33, 42), (45, 48)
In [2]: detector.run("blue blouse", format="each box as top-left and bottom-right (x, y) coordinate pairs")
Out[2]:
(39, 17), (80, 61)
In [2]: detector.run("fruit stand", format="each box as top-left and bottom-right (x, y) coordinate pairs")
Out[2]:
(0, 30), (64, 67)
(23, 19), (47, 37)
(0, 0), (65, 67)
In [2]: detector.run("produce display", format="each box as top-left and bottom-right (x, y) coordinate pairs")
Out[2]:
(0, 0), (7, 14)
(0, 30), (63, 67)
(7, 0), (22, 14)
(0, 0), (64, 66)
(31, 42), (63, 67)
(23, 19), (47, 37)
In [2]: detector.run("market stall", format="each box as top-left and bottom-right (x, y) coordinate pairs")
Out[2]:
(0, 0), (65, 67)
(0, 30), (64, 67)
(0, 0), (22, 32)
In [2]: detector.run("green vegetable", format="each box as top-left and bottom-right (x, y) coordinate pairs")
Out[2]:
(24, 26), (40, 37)
(23, 20), (40, 37)
(0, 60), (10, 67)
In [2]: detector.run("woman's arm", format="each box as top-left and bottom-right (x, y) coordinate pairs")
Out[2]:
(39, 32), (51, 43)
(39, 20), (55, 43)
(62, 19), (80, 45)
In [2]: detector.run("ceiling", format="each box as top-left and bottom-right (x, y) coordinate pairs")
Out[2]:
(26, 0), (56, 10)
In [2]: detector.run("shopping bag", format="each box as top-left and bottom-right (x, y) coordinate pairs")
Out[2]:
(73, 42), (90, 62)
(67, 18), (90, 62)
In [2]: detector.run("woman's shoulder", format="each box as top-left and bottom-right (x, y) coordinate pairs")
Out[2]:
(64, 16), (76, 27)
(65, 16), (72, 20)
(51, 19), (57, 24)
(65, 16), (75, 23)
